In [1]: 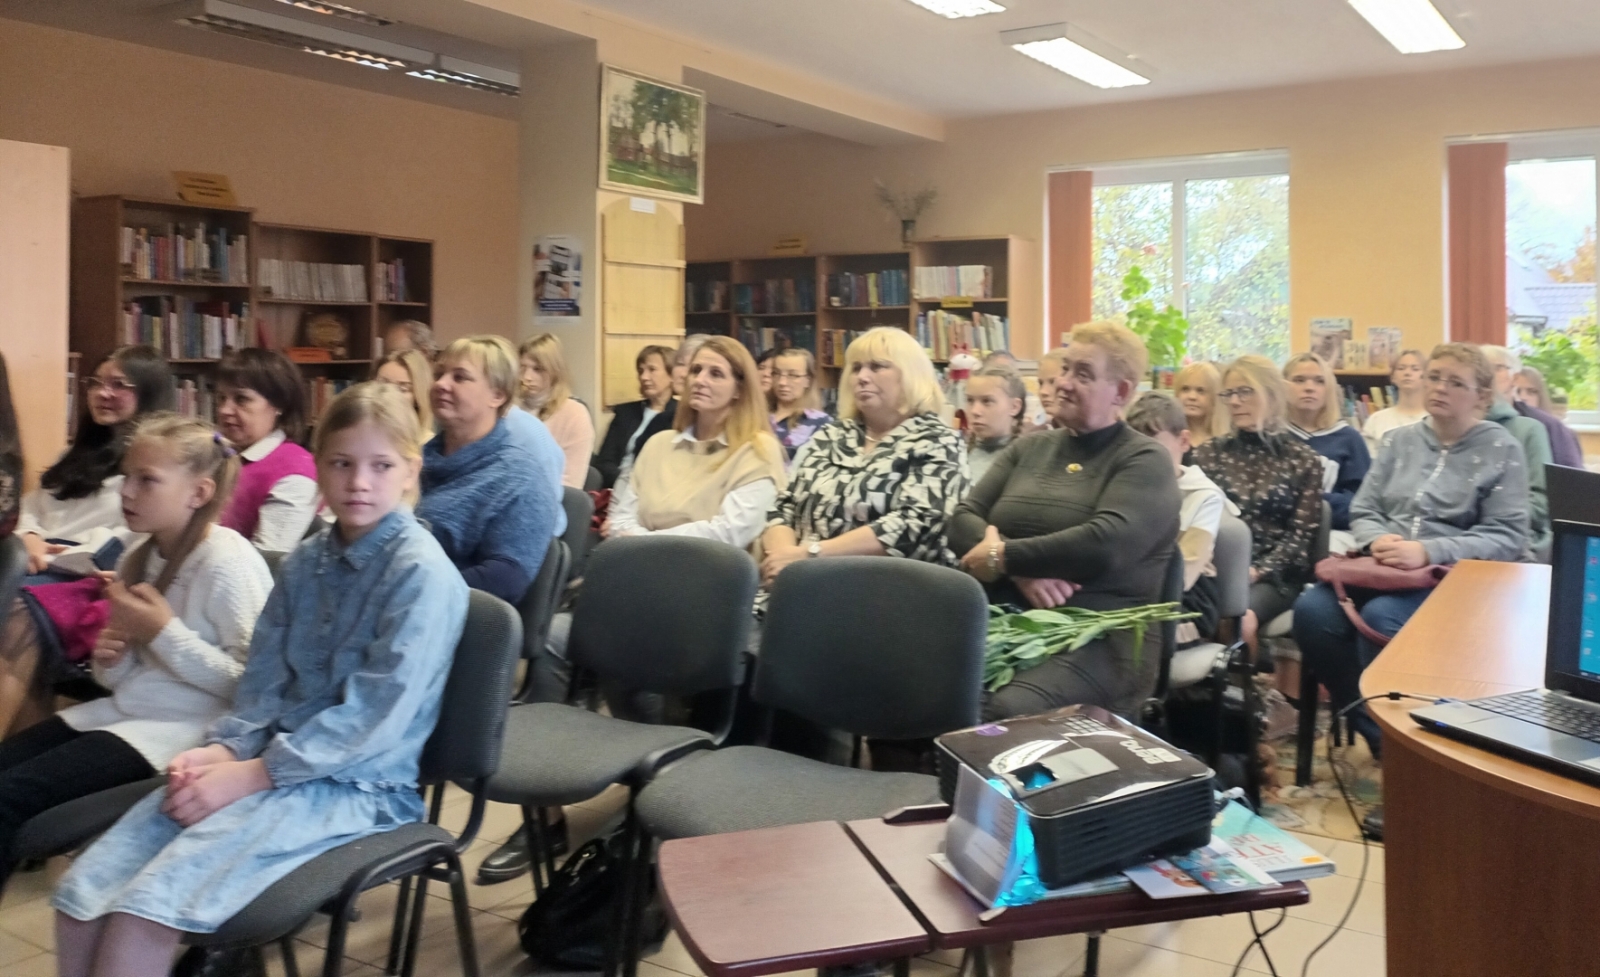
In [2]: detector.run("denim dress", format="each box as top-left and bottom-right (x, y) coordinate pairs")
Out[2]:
(53, 510), (469, 933)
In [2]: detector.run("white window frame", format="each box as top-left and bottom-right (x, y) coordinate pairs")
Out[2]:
(1057, 150), (1290, 323)
(1457, 129), (1600, 431)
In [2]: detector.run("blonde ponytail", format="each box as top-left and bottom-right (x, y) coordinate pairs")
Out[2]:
(120, 413), (240, 593)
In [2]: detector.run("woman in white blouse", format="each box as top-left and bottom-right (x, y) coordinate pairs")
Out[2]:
(1361, 348), (1428, 454)
(604, 335), (784, 551)
(15, 347), (173, 577)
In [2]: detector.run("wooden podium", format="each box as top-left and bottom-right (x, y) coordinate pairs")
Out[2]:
(1363, 560), (1600, 977)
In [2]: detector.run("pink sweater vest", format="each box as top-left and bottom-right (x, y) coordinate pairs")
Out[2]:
(222, 438), (317, 541)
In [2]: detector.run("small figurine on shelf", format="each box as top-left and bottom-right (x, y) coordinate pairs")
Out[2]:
(304, 312), (349, 359)
(945, 344), (981, 416)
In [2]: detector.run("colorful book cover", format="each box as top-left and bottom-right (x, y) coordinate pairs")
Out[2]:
(1211, 801), (1336, 882)
(1309, 318), (1353, 370)
(1168, 841), (1280, 894)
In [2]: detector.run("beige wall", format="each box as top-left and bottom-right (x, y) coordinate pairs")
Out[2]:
(687, 55), (1600, 357)
(0, 139), (71, 487)
(0, 17), (520, 344)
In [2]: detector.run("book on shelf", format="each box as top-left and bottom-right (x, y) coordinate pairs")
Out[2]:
(686, 280), (729, 313)
(917, 309), (1009, 361)
(819, 328), (870, 367)
(731, 278), (816, 315)
(1366, 327), (1403, 372)
(913, 264), (993, 300)
(307, 377), (355, 420)
(121, 223), (248, 284)
(122, 296), (250, 359)
(376, 259), (410, 303)
(257, 258), (370, 303)
(737, 318), (815, 357)
(825, 269), (908, 308)
(1309, 318), (1353, 370)
(172, 376), (217, 421)
(1343, 341), (1369, 371)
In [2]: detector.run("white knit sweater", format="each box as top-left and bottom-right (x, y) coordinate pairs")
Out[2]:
(58, 526), (274, 768)
(14, 476), (126, 565)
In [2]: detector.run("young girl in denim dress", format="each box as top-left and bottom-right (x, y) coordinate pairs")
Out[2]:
(52, 383), (469, 976)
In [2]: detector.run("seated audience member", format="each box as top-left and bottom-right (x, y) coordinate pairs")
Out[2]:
(1484, 345), (1582, 470)
(1514, 365), (1552, 412)
(768, 347), (831, 464)
(1125, 391), (1234, 647)
(1283, 353), (1370, 546)
(1174, 361), (1229, 454)
(214, 349), (318, 551)
(1029, 347), (1069, 430)
(0, 416), (273, 886)
(48, 385), (467, 973)
(592, 345), (676, 489)
(606, 336), (784, 549)
(951, 322), (1179, 719)
(0, 354), (18, 538)
(1361, 348), (1428, 454)
(964, 367), (1027, 485)
(1192, 355), (1325, 660)
(983, 350), (1019, 370)
(670, 334), (712, 402)
(519, 333), (595, 489)
(374, 348), (436, 441)
(759, 326), (967, 587)
(756, 348), (777, 406)
(418, 336), (559, 604)
(14, 347), (173, 578)
(383, 318), (439, 361)
(1295, 343), (1530, 756)
(1479, 346), (1553, 555)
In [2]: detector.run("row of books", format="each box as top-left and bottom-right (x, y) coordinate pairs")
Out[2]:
(820, 328), (871, 367)
(1341, 383), (1400, 427)
(375, 259), (412, 303)
(257, 259), (370, 303)
(122, 224), (248, 284)
(1309, 321), (1404, 372)
(737, 319), (815, 357)
(308, 377), (356, 419)
(122, 297), (252, 360)
(917, 310), (1009, 362)
(171, 376), (355, 423)
(825, 270), (909, 308)
(733, 279), (817, 315)
(913, 264), (994, 300)
(686, 280), (729, 313)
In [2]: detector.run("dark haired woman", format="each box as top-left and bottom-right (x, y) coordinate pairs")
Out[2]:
(14, 346), (173, 577)
(215, 348), (318, 551)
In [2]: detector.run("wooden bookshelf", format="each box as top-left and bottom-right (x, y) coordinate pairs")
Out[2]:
(71, 196), (433, 421)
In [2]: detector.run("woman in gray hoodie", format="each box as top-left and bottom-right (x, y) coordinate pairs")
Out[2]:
(1294, 342), (1531, 757)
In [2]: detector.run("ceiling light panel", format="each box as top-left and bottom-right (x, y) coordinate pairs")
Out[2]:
(1002, 25), (1150, 89)
(269, 0), (391, 26)
(903, 0), (1005, 19)
(1348, 0), (1464, 54)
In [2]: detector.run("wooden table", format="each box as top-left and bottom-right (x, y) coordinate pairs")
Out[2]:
(1362, 559), (1600, 977)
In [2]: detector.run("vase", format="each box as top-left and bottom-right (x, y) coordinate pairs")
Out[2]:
(901, 219), (916, 248)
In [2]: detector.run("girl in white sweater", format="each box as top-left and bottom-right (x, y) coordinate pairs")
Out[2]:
(0, 414), (272, 891)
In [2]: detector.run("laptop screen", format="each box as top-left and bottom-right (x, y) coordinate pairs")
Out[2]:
(1583, 536), (1600, 680)
(1548, 520), (1600, 698)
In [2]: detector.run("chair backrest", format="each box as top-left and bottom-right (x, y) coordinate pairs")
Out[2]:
(1312, 501), (1333, 565)
(584, 466), (602, 492)
(754, 558), (987, 741)
(518, 538), (570, 662)
(561, 486), (595, 574)
(419, 589), (523, 784)
(1153, 545), (1186, 698)
(1213, 513), (1253, 619)
(568, 536), (755, 696)
(0, 536), (26, 633)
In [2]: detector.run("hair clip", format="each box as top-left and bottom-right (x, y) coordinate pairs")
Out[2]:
(213, 430), (237, 457)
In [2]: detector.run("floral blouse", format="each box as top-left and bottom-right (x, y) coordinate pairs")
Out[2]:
(767, 411), (968, 566)
(773, 408), (832, 464)
(1191, 429), (1325, 586)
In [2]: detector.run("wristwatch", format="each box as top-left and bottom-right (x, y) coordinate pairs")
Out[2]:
(806, 541), (823, 559)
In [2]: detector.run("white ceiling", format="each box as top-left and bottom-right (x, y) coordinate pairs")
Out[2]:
(570, 0), (1600, 117)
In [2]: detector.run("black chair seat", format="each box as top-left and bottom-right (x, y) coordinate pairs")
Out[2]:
(635, 746), (942, 840)
(483, 703), (712, 807)
(189, 822), (455, 950)
(13, 777), (164, 862)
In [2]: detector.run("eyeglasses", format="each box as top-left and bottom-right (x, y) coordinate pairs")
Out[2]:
(379, 378), (414, 394)
(772, 371), (810, 381)
(1425, 372), (1473, 392)
(85, 377), (137, 394)
(1218, 387), (1257, 401)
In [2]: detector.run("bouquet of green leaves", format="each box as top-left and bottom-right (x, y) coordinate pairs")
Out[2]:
(984, 603), (1197, 692)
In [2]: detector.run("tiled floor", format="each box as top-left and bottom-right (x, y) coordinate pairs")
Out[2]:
(0, 785), (1386, 977)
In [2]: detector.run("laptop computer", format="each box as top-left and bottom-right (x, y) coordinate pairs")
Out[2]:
(1411, 517), (1600, 784)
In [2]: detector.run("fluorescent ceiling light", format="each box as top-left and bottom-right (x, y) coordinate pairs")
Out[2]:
(1348, 0), (1464, 54)
(903, 0), (1005, 19)
(1004, 25), (1149, 89)
(269, 0), (391, 26)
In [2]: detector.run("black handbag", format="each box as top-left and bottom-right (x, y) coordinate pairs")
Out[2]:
(518, 830), (667, 971)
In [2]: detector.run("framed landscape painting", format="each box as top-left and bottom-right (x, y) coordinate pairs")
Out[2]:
(600, 65), (706, 204)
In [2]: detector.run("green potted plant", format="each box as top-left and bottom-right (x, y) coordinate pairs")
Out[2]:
(1119, 265), (1189, 375)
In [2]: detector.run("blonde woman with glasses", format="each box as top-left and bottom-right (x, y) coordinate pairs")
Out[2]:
(768, 347), (831, 465)
(519, 333), (595, 488)
(374, 349), (435, 440)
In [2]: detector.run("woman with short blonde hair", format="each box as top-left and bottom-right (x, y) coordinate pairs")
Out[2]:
(374, 348), (435, 437)
(1283, 352), (1370, 539)
(1174, 361), (1229, 446)
(835, 325), (945, 421)
(518, 333), (595, 488)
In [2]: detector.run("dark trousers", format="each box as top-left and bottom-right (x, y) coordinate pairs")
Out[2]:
(1292, 583), (1431, 749)
(982, 630), (1160, 722)
(0, 717), (155, 889)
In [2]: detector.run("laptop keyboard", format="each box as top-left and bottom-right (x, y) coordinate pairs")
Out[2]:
(1474, 691), (1600, 742)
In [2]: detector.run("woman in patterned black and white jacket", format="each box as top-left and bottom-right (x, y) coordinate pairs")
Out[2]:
(758, 327), (968, 589)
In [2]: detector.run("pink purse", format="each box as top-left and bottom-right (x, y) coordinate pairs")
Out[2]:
(1313, 555), (1449, 646)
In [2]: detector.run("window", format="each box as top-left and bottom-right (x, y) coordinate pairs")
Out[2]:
(1087, 153), (1290, 364)
(1503, 135), (1598, 415)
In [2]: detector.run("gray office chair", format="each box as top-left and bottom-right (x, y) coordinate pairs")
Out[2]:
(1167, 513), (1252, 692)
(584, 466), (603, 492)
(515, 538), (571, 702)
(0, 535), (26, 633)
(1294, 502), (1337, 786)
(561, 486), (595, 580)
(182, 589), (522, 977)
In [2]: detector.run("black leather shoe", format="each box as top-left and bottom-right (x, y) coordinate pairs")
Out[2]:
(476, 815), (569, 885)
(1360, 805), (1384, 842)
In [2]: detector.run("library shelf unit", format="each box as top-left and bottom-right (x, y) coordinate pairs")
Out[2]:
(684, 236), (1039, 388)
(71, 195), (432, 421)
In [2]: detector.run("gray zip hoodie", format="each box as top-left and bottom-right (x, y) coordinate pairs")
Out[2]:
(1351, 417), (1530, 565)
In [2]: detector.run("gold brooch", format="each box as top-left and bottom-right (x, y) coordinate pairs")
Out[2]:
(1066, 463), (1083, 474)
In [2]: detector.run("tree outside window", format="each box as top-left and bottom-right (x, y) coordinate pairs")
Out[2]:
(1506, 156), (1598, 411)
